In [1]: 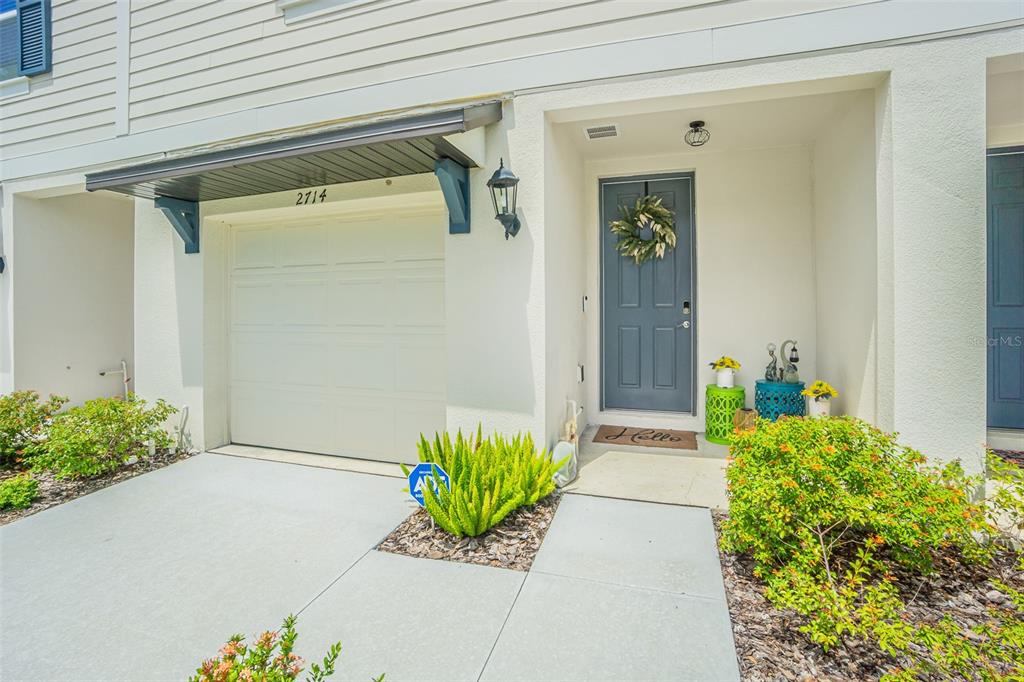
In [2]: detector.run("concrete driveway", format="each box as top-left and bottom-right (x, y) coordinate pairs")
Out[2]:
(0, 453), (738, 681)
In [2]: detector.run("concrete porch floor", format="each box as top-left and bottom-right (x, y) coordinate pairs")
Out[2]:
(565, 425), (730, 509)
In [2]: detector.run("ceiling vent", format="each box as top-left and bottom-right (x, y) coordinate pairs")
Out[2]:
(584, 124), (619, 140)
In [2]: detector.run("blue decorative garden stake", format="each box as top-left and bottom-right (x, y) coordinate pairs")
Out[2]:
(406, 462), (451, 507)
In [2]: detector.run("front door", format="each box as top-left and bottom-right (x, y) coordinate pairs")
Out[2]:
(987, 149), (1024, 430)
(601, 174), (695, 412)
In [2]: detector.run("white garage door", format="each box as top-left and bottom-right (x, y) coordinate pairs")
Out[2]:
(228, 210), (446, 462)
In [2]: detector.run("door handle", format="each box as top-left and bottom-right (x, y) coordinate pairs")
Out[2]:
(676, 320), (690, 329)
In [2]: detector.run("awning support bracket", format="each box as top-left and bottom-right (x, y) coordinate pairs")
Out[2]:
(434, 158), (470, 234)
(154, 197), (199, 254)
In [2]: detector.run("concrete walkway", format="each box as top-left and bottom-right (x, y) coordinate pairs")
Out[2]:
(0, 454), (739, 682)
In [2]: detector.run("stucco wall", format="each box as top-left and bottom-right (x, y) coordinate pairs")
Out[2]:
(580, 145), (818, 432)
(10, 192), (134, 405)
(812, 91), (878, 421)
(543, 119), (587, 447)
(445, 101), (548, 441)
(133, 199), (206, 449)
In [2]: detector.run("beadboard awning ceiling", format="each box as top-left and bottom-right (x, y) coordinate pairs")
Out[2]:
(85, 103), (500, 202)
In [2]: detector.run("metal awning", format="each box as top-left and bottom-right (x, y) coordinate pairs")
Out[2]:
(85, 102), (500, 202)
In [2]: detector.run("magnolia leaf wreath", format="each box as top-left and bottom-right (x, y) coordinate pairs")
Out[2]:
(609, 195), (677, 265)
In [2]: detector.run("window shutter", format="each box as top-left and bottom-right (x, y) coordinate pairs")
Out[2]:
(15, 0), (51, 77)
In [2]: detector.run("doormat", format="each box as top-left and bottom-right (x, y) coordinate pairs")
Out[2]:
(593, 425), (697, 451)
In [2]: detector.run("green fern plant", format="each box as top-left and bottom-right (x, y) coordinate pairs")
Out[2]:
(401, 427), (567, 537)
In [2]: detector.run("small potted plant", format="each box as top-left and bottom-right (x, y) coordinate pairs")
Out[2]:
(710, 356), (741, 388)
(802, 380), (838, 416)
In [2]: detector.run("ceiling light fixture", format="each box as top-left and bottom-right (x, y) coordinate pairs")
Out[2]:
(684, 120), (710, 147)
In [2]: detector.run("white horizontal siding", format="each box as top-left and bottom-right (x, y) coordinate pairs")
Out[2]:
(2, 123), (116, 158)
(0, 0), (117, 160)
(2, 92), (115, 133)
(2, 67), (114, 116)
(127, 0), (878, 133)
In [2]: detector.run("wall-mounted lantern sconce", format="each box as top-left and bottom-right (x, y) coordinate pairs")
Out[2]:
(684, 120), (710, 147)
(486, 158), (520, 239)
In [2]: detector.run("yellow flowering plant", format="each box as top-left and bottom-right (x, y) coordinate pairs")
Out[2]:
(710, 356), (740, 371)
(802, 380), (838, 401)
(723, 417), (993, 660)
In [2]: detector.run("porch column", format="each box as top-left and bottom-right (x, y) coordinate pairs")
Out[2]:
(881, 53), (987, 474)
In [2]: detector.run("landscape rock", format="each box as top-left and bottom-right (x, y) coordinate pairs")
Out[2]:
(378, 493), (561, 572)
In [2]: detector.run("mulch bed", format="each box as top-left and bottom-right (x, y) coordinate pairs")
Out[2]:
(377, 493), (561, 571)
(994, 449), (1024, 468)
(0, 449), (195, 526)
(712, 511), (1024, 681)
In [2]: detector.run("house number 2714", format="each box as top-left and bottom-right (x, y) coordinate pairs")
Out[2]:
(296, 188), (328, 205)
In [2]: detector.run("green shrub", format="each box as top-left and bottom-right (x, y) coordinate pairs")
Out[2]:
(0, 391), (67, 466)
(987, 452), (1024, 551)
(0, 473), (38, 510)
(722, 416), (990, 651)
(404, 427), (567, 537)
(30, 394), (176, 479)
(190, 615), (348, 682)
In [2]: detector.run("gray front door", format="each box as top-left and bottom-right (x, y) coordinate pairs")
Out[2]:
(601, 174), (695, 412)
(988, 149), (1024, 430)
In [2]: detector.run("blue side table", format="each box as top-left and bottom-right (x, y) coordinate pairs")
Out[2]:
(755, 380), (805, 421)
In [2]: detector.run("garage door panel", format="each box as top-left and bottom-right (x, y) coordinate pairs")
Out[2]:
(278, 223), (329, 268)
(279, 341), (330, 388)
(394, 401), (447, 459)
(329, 219), (389, 265)
(233, 226), (275, 269)
(393, 217), (445, 261)
(279, 280), (330, 327)
(230, 210), (446, 462)
(331, 278), (388, 327)
(230, 388), (278, 446)
(233, 282), (275, 326)
(231, 336), (277, 384)
(332, 341), (394, 392)
(334, 401), (396, 457)
(395, 275), (444, 328)
(277, 393), (334, 453)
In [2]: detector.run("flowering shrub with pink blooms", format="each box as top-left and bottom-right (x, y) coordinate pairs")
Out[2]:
(190, 615), (349, 682)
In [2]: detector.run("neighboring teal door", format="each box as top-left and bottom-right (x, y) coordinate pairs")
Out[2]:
(987, 148), (1024, 430)
(601, 174), (695, 412)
